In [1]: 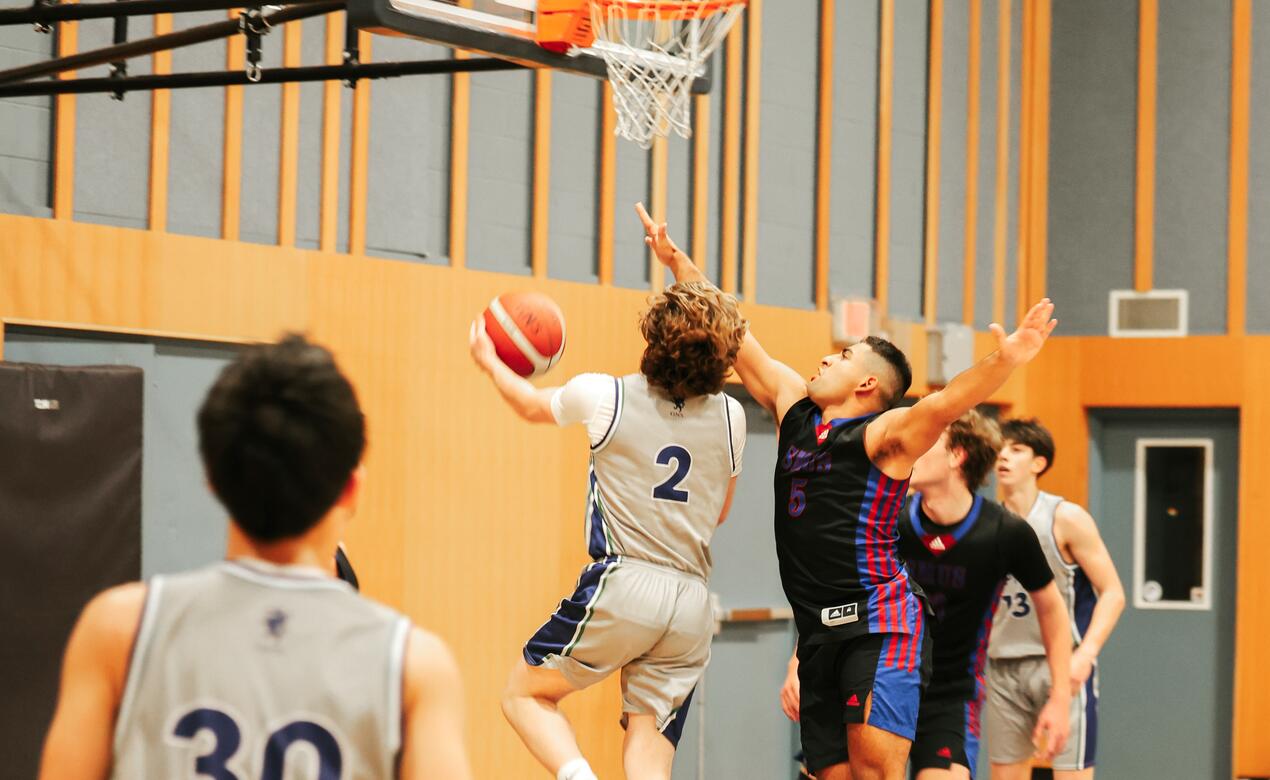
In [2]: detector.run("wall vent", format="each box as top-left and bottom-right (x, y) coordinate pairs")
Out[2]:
(1108, 289), (1188, 338)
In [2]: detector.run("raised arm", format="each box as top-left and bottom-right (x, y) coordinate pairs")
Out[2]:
(469, 318), (558, 423)
(635, 203), (807, 424)
(400, 627), (473, 780)
(867, 299), (1057, 476)
(39, 583), (146, 780)
(1056, 502), (1125, 692)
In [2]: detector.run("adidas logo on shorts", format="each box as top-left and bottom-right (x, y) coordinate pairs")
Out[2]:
(821, 603), (859, 627)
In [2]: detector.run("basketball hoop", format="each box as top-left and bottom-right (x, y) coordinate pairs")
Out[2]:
(578, 0), (746, 148)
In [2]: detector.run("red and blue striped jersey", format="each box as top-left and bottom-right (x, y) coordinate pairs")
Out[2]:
(774, 398), (921, 645)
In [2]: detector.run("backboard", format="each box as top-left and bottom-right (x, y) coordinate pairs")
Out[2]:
(346, 0), (712, 92)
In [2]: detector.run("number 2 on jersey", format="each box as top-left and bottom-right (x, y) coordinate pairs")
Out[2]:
(652, 445), (692, 502)
(171, 707), (343, 780)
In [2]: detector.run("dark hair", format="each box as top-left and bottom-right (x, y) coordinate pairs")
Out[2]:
(198, 334), (366, 542)
(947, 409), (1003, 492)
(639, 281), (747, 401)
(1000, 417), (1055, 475)
(862, 335), (913, 408)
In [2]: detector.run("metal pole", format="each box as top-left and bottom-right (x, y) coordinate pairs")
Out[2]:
(0, 58), (527, 97)
(0, 0), (329, 26)
(0, 1), (340, 85)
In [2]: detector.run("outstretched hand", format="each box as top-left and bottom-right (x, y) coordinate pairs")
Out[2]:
(635, 202), (683, 268)
(989, 298), (1058, 366)
(468, 317), (498, 374)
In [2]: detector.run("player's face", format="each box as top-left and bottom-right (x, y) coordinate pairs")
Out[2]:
(910, 432), (955, 490)
(996, 441), (1043, 487)
(807, 343), (875, 406)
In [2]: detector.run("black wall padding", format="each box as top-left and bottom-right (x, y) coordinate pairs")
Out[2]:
(0, 363), (142, 779)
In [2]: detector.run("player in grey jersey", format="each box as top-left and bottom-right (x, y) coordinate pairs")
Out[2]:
(469, 232), (747, 780)
(988, 418), (1124, 780)
(39, 335), (471, 780)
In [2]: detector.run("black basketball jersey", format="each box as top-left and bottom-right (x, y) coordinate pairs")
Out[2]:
(897, 493), (1053, 699)
(775, 398), (923, 646)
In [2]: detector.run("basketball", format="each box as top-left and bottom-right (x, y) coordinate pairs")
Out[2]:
(482, 292), (566, 378)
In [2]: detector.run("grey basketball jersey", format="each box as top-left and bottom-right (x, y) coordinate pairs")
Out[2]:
(585, 374), (744, 580)
(112, 559), (409, 780)
(989, 491), (1096, 659)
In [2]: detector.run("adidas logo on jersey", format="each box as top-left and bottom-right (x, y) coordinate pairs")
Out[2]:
(821, 603), (859, 627)
(845, 694), (861, 707)
(930, 537), (945, 551)
(937, 747), (953, 759)
(923, 534), (953, 555)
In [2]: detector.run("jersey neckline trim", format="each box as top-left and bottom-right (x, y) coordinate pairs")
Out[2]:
(908, 492), (985, 543)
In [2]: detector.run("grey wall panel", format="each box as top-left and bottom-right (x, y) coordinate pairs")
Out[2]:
(467, 69), (532, 273)
(0, 24), (53, 217)
(1044, 0), (1136, 333)
(294, 16), (326, 250)
(936, 0), (969, 324)
(366, 37), (451, 263)
(546, 76), (599, 283)
(166, 13), (225, 240)
(665, 131), (693, 280)
(755, 0), (816, 309)
(1004, 0), (1020, 325)
(829, 0), (879, 302)
(613, 141), (650, 289)
(705, 53), (726, 287)
(887, 0), (928, 321)
(1153, 0), (1229, 334)
(72, 19), (152, 229)
(1250, 0), (1270, 331)
(972, 0), (998, 329)
(337, 77), (353, 254)
(238, 34), (282, 246)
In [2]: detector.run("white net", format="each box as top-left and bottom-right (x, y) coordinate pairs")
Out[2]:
(589, 1), (745, 148)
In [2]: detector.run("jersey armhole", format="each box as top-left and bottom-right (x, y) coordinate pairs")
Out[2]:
(387, 616), (411, 759)
(590, 376), (624, 452)
(112, 576), (165, 753)
(1049, 500), (1080, 570)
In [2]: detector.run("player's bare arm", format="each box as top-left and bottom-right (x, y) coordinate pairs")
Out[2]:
(635, 202), (806, 423)
(716, 476), (739, 526)
(866, 299), (1058, 478)
(39, 583), (147, 780)
(401, 627), (473, 780)
(469, 317), (558, 423)
(1026, 583), (1073, 762)
(1055, 502), (1125, 689)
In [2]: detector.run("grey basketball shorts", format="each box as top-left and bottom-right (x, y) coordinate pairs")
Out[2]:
(985, 655), (1098, 771)
(523, 556), (712, 747)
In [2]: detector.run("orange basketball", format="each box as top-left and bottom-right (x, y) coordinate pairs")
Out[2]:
(483, 292), (566, 378)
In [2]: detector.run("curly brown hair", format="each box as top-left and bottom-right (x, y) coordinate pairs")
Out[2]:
(947, 409), (1003, 492)
(639, 281), (747, 401)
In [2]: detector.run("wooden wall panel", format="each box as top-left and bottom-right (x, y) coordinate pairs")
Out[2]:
(0, 213), (841, 778)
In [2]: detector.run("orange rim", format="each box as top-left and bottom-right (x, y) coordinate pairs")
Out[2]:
(592, 0), (747, 21)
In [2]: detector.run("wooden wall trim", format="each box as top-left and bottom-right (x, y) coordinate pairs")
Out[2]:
(148, 13), (173, 232)
(691, 93), (710, 264)
(1227, 0), (1250, 336)
(741, 0), (762, 302)
(277, 20), (302, 247)
(348, 32), (372, 256)
(962, 0), (982, 325)
(1018, 0), (1033, 323)
(720, 25), (743, 294)
(814, 0), (834, 312)
(1024, 0), (1051, 311)
(874, 0), (895, 315)
(449, 51), (471, 268)
(991, 0), (1010, 326)
(532, 69), (552, 279)
(52, 2), (78, 220)
(923, 0), (944, 326)
(319, 12), (344, 253)
(649, 136), (668, 291)
(1134, 0), (1158, 293)
(597, 83), (616, 285)
(222, 8), (244, 241)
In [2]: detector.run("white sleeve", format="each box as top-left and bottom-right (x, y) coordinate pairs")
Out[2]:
(725, 395), (746, 477)
(550, 373), (619, 448)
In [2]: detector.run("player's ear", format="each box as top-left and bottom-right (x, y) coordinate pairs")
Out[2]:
(858, 374), (879, 394)
(336, 465), (366, 514)
(949, 446), (968, 469)
(1030, 455), (1048, 476)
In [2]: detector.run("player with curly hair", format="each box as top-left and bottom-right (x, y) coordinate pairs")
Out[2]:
(468, 212), (749, 780)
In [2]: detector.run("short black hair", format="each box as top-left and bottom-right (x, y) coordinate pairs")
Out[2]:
(1000, 417), (1055, 475)
(863, 335), (913, 408)
(198, 334), (366, 542)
